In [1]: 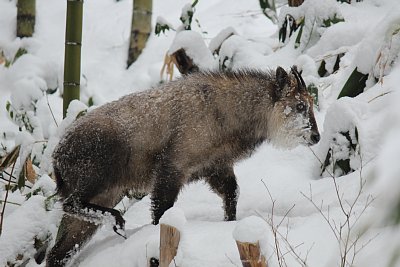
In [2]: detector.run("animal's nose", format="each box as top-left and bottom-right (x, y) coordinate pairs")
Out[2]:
(311, 133), (320, 144)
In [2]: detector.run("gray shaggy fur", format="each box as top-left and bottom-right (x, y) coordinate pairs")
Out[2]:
(47, 67), (319, 266)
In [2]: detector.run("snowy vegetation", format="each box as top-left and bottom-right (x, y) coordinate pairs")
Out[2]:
(1, 0), (400, 266)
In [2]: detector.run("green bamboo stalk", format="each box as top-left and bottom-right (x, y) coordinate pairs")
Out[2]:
(63, 0), (83, 118)
(16, 0), (36, 38)
(127, 0), (152, 67)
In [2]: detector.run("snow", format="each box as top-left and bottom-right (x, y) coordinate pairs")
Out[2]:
(155, 16), (175, 31)
(1, 0), (400, 266)
(208, 26), (237, 54)
(159, 207), (187, 232)
(168, 30), (217, 70)
(232, 216), (268, 244)
(354, 8), (400, 75)
(0, 195), (59, 266)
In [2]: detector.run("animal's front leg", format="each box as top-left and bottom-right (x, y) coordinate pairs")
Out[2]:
(205, 166), (239, 221)
(151, 163), (183, 224)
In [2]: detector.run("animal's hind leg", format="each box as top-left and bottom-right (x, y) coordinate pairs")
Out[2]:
(47, 192), (124, 266)
(83, 202), (126, 236)
(62, 195), (126, 235)
(205, 166), (239, 221)
(151, 163), (183, 225)
(46, 214), (98, 267)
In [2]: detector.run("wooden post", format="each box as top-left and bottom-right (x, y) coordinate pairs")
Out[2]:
(159, 223), (181, 267)
(236, 241), (267, 267)
(171, 48), (199, 75)
(233, 216), (269, 267)
(288, 0), (304, 7)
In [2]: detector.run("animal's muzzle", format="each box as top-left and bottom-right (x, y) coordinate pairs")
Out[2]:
(310, 132), (320, 145)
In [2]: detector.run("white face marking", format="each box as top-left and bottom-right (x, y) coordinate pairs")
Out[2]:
(284, 106), (292, 116)
(267, 100), (315, 149)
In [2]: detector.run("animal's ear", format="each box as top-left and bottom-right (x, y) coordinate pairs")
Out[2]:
(276, 66), (288, 90)
(291, 65), (306, 91)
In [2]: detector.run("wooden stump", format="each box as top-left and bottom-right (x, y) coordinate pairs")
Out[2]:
(288, 0), (304, 7)
(236, 241), (267, 267)
(159, 223), (181, 267)
(171, 48), (199, 75)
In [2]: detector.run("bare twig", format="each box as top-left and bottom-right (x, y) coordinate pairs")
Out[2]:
(260, 179), (309, 267)
(46, 94), (59, 127)
(0, 158), (17, 235)
(0, 171), (32, 189)
(225, 253), (240, 267)
(304, 146), (375, 267)
(300, 191), (340, 243)
(367, 91), (392, 103)
(0, 200), (21, 206)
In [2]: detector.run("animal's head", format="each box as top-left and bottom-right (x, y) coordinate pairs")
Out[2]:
(267, 66), (320, 148)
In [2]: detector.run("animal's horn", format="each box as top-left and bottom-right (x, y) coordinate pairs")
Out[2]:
(291, 66), (306, 90)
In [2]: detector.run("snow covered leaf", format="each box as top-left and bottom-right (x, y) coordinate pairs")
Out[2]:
(337, 67), (368, 99)
(209, 27), (237, 56)
(180, 0), (198, 31)
(75, 109), (87, 119)
(317, 53), (342, 77)
(45, 87), (57, 95)
(322, 13), (344, 28)
(259, 0), (278, 24)
(155, 17), (174, 36)
(0, 145), (20, 172)
(0, 51), (5, 65)
(4, 48), (27, 68)
(25, 157), (36, 184)
(294, 18), (304, 48)
(279, 0), (343, 49)
(279, 14), (298, 43)
(321, 127), (359, 177)
(307, 83), (319, 108)
(5, 101), (11, 112)
(373, 26), (400, 83)
(18, 158), (27, 191)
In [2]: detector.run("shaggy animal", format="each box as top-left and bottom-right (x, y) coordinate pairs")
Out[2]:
(47, 66), (320, 266)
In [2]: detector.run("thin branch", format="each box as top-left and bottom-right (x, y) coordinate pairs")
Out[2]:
(305, 144), (377, 267)
(367, 90), (392, 102)
(301, 191), (340, 243)
(260, 179), (309, 266)
(0, 158), (17, 235)
(225, 253), (240, 267)
(277, 204), (296, 228)
(46, 94), (59, 127)
(1, 171), (32, 189)
(0, 200), (21, 206)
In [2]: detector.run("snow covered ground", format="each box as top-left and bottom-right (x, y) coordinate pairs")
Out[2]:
(1, 0), (400, 266)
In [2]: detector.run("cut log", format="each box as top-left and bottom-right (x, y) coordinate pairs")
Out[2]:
(170, 48), (199, 75)
(159, 223), (181, 267)
(236, 241), (267, 267)
(288, 0), (304, 7)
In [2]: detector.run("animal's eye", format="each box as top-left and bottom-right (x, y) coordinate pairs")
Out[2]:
(296, 103), (306, 111)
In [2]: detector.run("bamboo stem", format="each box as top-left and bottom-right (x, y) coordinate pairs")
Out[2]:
(17, 0), (36, 38)
(63, 0), (83, 118)
(127, 0), (152, 67)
